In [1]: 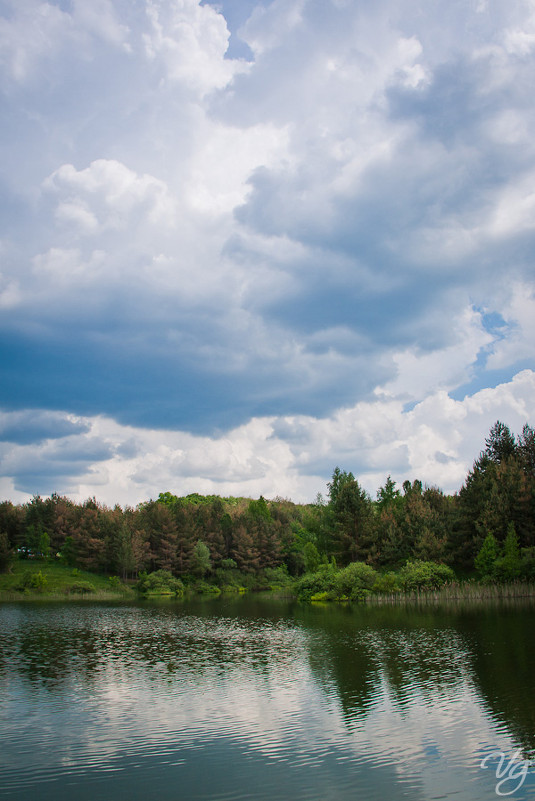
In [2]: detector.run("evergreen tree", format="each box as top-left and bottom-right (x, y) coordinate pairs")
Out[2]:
(474, 533), (499, 578)
(191, 540), (211, 577)
(329, 471), (374, 565)
(485, 420), (517, 463)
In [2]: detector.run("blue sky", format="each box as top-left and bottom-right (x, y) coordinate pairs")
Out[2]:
(1, 0), (534, 505)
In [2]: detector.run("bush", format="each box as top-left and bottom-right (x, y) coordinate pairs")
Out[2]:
(192, 579), (220, 595)
(137, 570), (184, 596)
(16, 570), (48, 592)
(333, 562), (378, 601)
(372, 572), (400, 594)
(398, 560), (455, 592)
(213, 560), (241, 589)
(295, 564), (338, 601)
(263, 565), (292, 588)
(520, 547), (535, 580)
(67, 580), (95, 595)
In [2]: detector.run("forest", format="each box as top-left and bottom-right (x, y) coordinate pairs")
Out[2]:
(1, 421), (534, 596)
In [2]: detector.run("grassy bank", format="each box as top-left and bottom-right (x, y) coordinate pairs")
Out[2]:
(0, 560), (135, 601)
(3, 560), (535, 606)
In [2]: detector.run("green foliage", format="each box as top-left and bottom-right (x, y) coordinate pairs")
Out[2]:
(191, 540), (211, 577)
(494, 522), (522, 582)
(485, 421), (517, 463)
(38, 531), (51, 559)
(518, 424), (535, 475)
(0, 531), (14, 573)
(328, 469), (373, 564)
(263, 565), (292, 588)
(60, 536), (77, 567)
(376, 476), (401, 509)
(520, 547), (535, 580)
(295, 564), (338, 601)
(213, 558), (241, 588)
(474, 533), (499, 578)
(303, 541), (321, 573)
(398, 560), (455, 592)
(0, 560), (133, 599)
(372, 572), (400, 594)
(16, 570), (48, 592)
(191, 580), (220, 595)
(108, 575), (121, 588)
(137, 569), (184, 596)
(247, 496), (272, 521)
(66, 580), (95, 595)
(333, 561), (378, 600)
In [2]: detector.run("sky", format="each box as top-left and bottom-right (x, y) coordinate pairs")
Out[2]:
(1, 0), (535, 507)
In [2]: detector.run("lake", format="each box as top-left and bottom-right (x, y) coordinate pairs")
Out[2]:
(1, 596), (534, 800)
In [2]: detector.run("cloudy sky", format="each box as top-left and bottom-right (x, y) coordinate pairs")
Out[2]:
(1, 0), (534, 506)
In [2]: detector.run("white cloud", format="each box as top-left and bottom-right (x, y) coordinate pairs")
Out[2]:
(0, 0), (131, 86)
(43, 160), (177, 230)
(185, 121), (289, 214)
(486, 283), (535, 369)
(143, 0), (248, 96)
(239, 0), (306, 57)
(485, 171), (535, 238)
(0, 1), (73, 83)
(71, 0), (131, 49)
(32, 248), (106, 286)
(0, 272), (21, 309)
(2, 370), (534, 505)
(378, 306), (493, 401)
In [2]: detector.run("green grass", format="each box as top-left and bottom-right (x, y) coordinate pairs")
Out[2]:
(0, 560), (135, 601)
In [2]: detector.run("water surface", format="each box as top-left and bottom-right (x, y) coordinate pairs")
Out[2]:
(1, 597), (534, 800)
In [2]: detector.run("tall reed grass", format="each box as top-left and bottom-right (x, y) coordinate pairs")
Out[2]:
(368, 580), (535, 605)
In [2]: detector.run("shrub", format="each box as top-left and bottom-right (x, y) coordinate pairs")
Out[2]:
(137, 570), (184, 596)
(398, 560), (455, 592)
(67, 581), (95, 595)
(333, 562), (378, 600)
(16, 570), (48, 592)
(295, 564), (338, 601)
(372, 572), (400, 594)
(192, 580), (220, 595)
(520, 547), (535, 580)
(263, 565), (292, 588)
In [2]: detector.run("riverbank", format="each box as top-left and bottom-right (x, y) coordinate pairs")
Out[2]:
(0, 561), (135, 601)
(3, 560), (535, 605)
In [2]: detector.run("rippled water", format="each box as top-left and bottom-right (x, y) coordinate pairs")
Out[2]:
(1, 597), (535, 800)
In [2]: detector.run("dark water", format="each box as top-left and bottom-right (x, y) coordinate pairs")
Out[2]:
(1, 597), (535, 801)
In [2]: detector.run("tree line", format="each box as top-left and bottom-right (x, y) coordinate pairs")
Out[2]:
(0, 420), (534, 581)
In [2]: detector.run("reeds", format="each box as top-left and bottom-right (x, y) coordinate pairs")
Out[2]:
(367, 580), (535, 605)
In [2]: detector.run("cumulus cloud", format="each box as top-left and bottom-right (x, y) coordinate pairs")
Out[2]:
(2, 371), (535, 506)
(143, 0), (248, 95)
(44, 159), (177, 231)
(0, 0), (534, 502)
